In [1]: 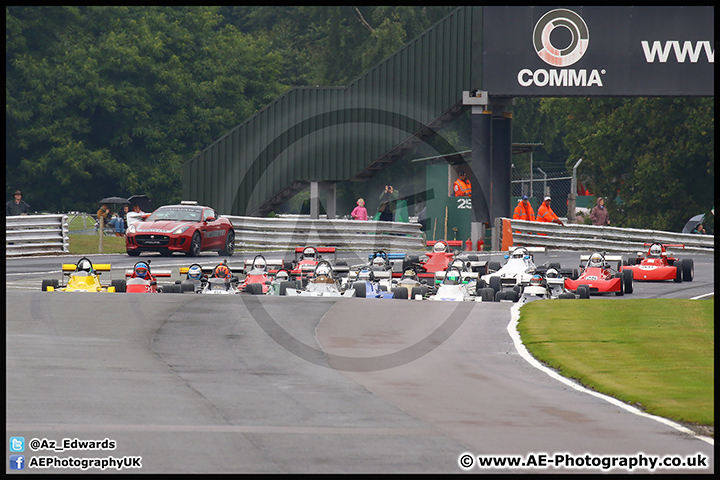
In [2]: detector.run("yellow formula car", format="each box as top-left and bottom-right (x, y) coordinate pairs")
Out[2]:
(41, 257), (123, 293)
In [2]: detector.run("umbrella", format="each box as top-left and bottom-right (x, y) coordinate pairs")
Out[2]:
(99, 196), (129, 205)
(127, 195), (153, 212)
(682, 214), (705, 233)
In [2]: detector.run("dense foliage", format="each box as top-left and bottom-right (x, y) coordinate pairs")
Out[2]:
(6, 6), (714, 232)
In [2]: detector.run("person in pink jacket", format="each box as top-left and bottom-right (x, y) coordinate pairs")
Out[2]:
(351, 198), (368, 220)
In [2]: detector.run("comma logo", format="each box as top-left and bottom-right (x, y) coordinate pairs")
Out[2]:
(533, 9), (589, 67)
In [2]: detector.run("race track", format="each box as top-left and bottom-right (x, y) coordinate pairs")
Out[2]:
(5, 252), (714, 473)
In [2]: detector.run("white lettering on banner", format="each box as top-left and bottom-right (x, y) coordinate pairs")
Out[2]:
(518, 69), (604, 87)
(641, 41), (714, 63)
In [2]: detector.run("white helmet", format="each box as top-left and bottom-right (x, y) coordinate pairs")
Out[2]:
(187, 265), (203, 279)
(433, 242), (447, 253)
(254, 257), (267, 271)
(77, 259), (92, 273)
(358, 269), (372, 281)
(276, 270), (289, 281)
(511, 248), (526, 259)
(315, 264), (331, 277)
(650, 244), (662, 256)
(546, 268), (559, 278)
(589, 253), (604, 267)
(372, 256), (385, 268)
(303, 247), (316, 258)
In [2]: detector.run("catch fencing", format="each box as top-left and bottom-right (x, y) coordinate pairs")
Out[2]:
(5, 214), (69, 257)
(494, 218), (714, 254)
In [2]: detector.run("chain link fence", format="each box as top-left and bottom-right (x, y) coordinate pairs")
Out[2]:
(511, 169), (573, 217)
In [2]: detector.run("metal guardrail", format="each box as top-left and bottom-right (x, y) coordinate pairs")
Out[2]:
(5, 214), (69, 257)
(494, 217), (714, 254)
(224, 215), (426, 251)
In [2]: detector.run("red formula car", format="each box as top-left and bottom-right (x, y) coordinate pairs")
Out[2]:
(621, 243), (694, 283)
(287, 246), (348, 286)
(122, 261), (173, 293)
(564, 252), (634, 298)
(125, 201), (235, 257)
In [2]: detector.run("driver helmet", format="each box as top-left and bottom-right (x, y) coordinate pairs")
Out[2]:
(589, 253), (604, 267)
(649, 244), (662, 256)
(372, 256), (385, 268)
(445, 270), (460, 284)
(450, 259), (464, 270)
(433, 242), (447, 253)
(214, 264), (231, 278)
(315, 264), (331, 277)
(511, 248), (526, 259)
(134, 262), (149, 279)
(77, 259), (93, 273)
(276, 270), (289, 281)
(546, 268), (559, 278)
(303, 247), (316, 259)
(530, 274), (543, 286)
(187, 265), (203, 280)
(402, 269), (418, 280)
(254, 257), (267, 271)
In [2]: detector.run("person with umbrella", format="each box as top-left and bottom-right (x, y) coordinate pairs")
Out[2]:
(126, 195), (152, 229)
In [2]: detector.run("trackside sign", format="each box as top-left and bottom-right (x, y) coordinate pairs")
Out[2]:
(482, 6), (714, 96)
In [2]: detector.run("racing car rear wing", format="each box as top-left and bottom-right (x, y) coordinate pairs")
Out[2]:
(124, 269), (172, 277)
(62, 263), (111, 272)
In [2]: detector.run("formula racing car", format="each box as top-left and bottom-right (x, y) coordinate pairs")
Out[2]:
(621, 243), (694, 283)
(41, 257), (123, 293)
(564, 252), (634, 297)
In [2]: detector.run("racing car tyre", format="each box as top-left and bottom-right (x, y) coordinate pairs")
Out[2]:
(279, 281), (296, 296)
(505, 290), (520, 302)
(172, 283), (182, 293)
(411, 286), (424, 299)
(246, 283), (263, 295)
(625, 256), (636, 266)
(494, 291), (506, 302)
(41, 279), (53, 291)
(489, 276), (501, 293)
(353, 282), (367, 298)
(577, 285), (589, 299)
(392, 287), (408, 299)
(181, 281), (195, 293)
(681, 258), (694, 282)
(187, 232), (201, 257)
(674, 265), (683, 283)
(220, 230), (235, 257)
(111, 279), (126, 293)
(622, 269), (633, 294)
(488, 261), (501, 273)
(480, 287), (495, 302)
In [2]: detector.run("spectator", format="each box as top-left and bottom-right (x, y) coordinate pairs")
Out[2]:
(351, 198), (368, 220)
(6, 189), (31, 216)
(377, 185), (399, 221)
(691, 224), (706, 234)
(536, 196), (564, 225)
(126, 204), (145, 229)
(513, 195), (535, 221)
(97, 203), (124, 237)
(120, 204), (130, 232)
(453, 170), (472, 197)
(591, 197), (610, 226)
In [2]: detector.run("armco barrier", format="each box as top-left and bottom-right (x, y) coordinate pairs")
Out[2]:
(224, 215), (426, 251)
(495, 217), (714, 254)
(5, 214), (69, 257)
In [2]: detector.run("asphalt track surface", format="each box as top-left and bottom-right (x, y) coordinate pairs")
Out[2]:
(5, 251), (714, 473)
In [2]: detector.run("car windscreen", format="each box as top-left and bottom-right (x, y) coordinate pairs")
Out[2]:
(148, 207), (202, 222)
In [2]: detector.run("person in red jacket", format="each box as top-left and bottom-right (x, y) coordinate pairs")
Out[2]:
(513, 195), (535, 221)
(536, 196), (564, 225)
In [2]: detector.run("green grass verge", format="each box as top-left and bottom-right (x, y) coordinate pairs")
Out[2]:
(517, 299), (714, 427)
(68, 234), (127, 255)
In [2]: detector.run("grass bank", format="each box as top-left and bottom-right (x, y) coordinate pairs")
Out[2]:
(518, 299), (714, 428)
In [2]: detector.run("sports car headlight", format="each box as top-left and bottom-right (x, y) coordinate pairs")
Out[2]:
(127, 225), (136, 234)
(172, 226), (191, 235)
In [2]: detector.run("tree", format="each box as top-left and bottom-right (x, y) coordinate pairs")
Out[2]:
(6, 6), (286, 212)
(539, 97), (714, 231)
